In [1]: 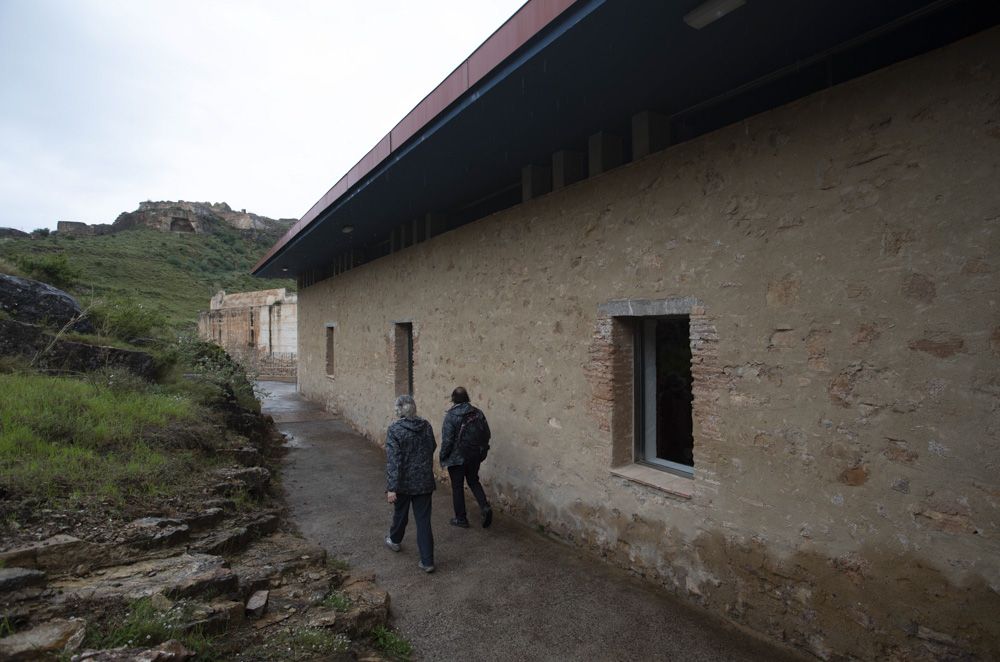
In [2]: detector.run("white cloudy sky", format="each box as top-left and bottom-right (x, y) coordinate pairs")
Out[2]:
(0, 0), (524, 231)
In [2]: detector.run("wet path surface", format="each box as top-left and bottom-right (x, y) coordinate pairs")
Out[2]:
(263, 382), (805, 662)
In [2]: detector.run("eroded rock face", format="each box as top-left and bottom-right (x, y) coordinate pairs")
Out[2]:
(0, 617), (86, 660)
(0, 273), (94, 332)
(0, 568), (46, 592)
(51, 554), (237, 603)
(0, 535), (106, 573)
(72, 639), (193, 661)
(0, 318), (156, 378)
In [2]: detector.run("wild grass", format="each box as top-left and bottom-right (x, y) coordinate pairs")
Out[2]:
(320, 590), (352, 612)
(0, 373), (210, 503)
(269, 627), (350, 658)
(0, 226), (292, 330)
(85, 598), (218, 659)
(371, 625), (413, 660)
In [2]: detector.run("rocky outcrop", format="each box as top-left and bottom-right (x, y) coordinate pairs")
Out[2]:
(112, 201), (293, 235)
(0, 273), (94, 332)
(0, 319), (156, 379)
(0, 227), (29, 239)
(0, 617), (86, 660)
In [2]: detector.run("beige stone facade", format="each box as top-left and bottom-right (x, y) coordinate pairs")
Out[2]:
(198, 288), (297, 380)
(295, 30), (1000, 660)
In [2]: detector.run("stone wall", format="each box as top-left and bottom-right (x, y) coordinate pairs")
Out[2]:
(198, 289), (297, 380)
(295, 29), (1000, 660)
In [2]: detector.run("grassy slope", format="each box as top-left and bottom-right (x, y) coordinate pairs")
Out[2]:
(0, 224), (293, 328)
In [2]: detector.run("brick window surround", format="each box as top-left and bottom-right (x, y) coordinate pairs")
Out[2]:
(587, 298), (720, 500)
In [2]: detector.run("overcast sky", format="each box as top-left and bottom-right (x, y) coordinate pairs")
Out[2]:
(0, 0), (525, 231)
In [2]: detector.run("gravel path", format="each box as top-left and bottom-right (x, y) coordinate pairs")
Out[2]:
(263, 382), (805, 662)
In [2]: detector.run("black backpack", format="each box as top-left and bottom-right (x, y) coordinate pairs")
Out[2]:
(458, 409), (490, 461)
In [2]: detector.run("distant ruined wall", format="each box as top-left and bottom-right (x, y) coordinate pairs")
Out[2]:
(296, 29), (1000, 661)
(199, 288), (297, 380)
(56, 221), (114, 237)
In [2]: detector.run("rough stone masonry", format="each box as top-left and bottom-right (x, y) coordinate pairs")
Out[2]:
(294, 27), (1000, 660)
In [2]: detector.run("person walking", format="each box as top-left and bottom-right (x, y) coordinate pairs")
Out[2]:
(384, 394), (437, 573)
(440, 386), (493, 529)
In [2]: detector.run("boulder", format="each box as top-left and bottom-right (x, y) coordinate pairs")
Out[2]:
(182, 600), (244, 634)
(212, 466), (270, 497)
(0, 273), (94, 332)
(0, 617), (86, 660)
(0, 567), (46, 592)
(335, 574), (390, 636)
(183, 508), (225, 532)
(245, 589), (269, 618)
(126, 518), (190, 550)
(193, 527), (250, 555)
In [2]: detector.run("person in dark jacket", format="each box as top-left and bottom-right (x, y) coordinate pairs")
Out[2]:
(384, 394), (437, 573)
(440, 386), (493, 529)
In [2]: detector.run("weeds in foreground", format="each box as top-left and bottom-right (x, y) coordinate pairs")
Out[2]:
(327, 557), (351, 572)
(84, 598), (218, 659)
(0, 373), (204, 504)
(0, 616), (15, 637)
(265, 626), (350, 658)
(371, 625), (413, 660)
(320, 591), (351, 613)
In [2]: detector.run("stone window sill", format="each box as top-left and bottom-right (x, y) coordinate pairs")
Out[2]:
(610, 464), (693, 500)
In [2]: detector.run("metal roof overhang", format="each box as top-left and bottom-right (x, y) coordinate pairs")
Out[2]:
(254, 0), (1000, 280)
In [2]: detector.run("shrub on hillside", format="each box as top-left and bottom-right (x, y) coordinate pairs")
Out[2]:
(18, 253), (79, 289)
(90, 296), (166, 341)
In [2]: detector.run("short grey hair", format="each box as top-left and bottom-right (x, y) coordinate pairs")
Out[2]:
(395, 394), (417, 418)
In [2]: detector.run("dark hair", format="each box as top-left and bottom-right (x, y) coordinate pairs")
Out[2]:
(451, 387), (470, 404)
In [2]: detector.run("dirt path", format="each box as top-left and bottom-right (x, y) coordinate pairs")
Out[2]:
(263, 382), (805, 662)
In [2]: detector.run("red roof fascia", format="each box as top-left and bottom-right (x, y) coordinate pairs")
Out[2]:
(255, 0), (578, 273)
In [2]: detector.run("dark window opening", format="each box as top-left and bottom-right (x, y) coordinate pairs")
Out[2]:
(325, 326), (335, 377)
(635, 316), (694, 476)
(394, 323), (414, 396)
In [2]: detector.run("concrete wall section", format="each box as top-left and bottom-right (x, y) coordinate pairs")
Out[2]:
(296, 29), (1000, 660)
(199, 288), (298, 380)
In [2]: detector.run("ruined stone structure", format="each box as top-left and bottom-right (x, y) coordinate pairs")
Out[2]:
(56, 202), (293, 237)
(55, 221), (114, 237)
(254, 3), (1000, 659)
(198, 289), (297, 381)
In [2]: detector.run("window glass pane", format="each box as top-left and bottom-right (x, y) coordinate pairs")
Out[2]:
(654, 317), (693, 467)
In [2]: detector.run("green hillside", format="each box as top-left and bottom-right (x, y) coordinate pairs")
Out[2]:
(0, 225), (293, 328)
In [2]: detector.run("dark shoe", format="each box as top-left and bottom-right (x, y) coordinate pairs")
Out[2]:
(449, 517), (470, 528)
(481, 506), (493, 529)
(418, 561), (435, 573)
(384, 536), (400, 552)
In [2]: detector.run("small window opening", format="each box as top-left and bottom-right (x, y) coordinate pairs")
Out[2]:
(394, 323), (414, 396)
(635, 316), (694, 476)
(325, 326), (335, 377)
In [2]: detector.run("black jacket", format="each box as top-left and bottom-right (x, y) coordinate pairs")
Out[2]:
(440, 402), (491, 468)
(385, 417), (437, 495)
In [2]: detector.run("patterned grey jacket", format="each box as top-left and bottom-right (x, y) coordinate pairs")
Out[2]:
(385, 416), (437, 495)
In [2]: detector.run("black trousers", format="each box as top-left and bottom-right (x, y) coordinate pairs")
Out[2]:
(447, 460), (490, 520)
(388, 492), (434, 565)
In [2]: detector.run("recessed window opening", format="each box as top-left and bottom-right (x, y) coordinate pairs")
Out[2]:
(394, 322), (414, 396)
(635, 315), (694, 476)
(325, 325), (335, 377)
